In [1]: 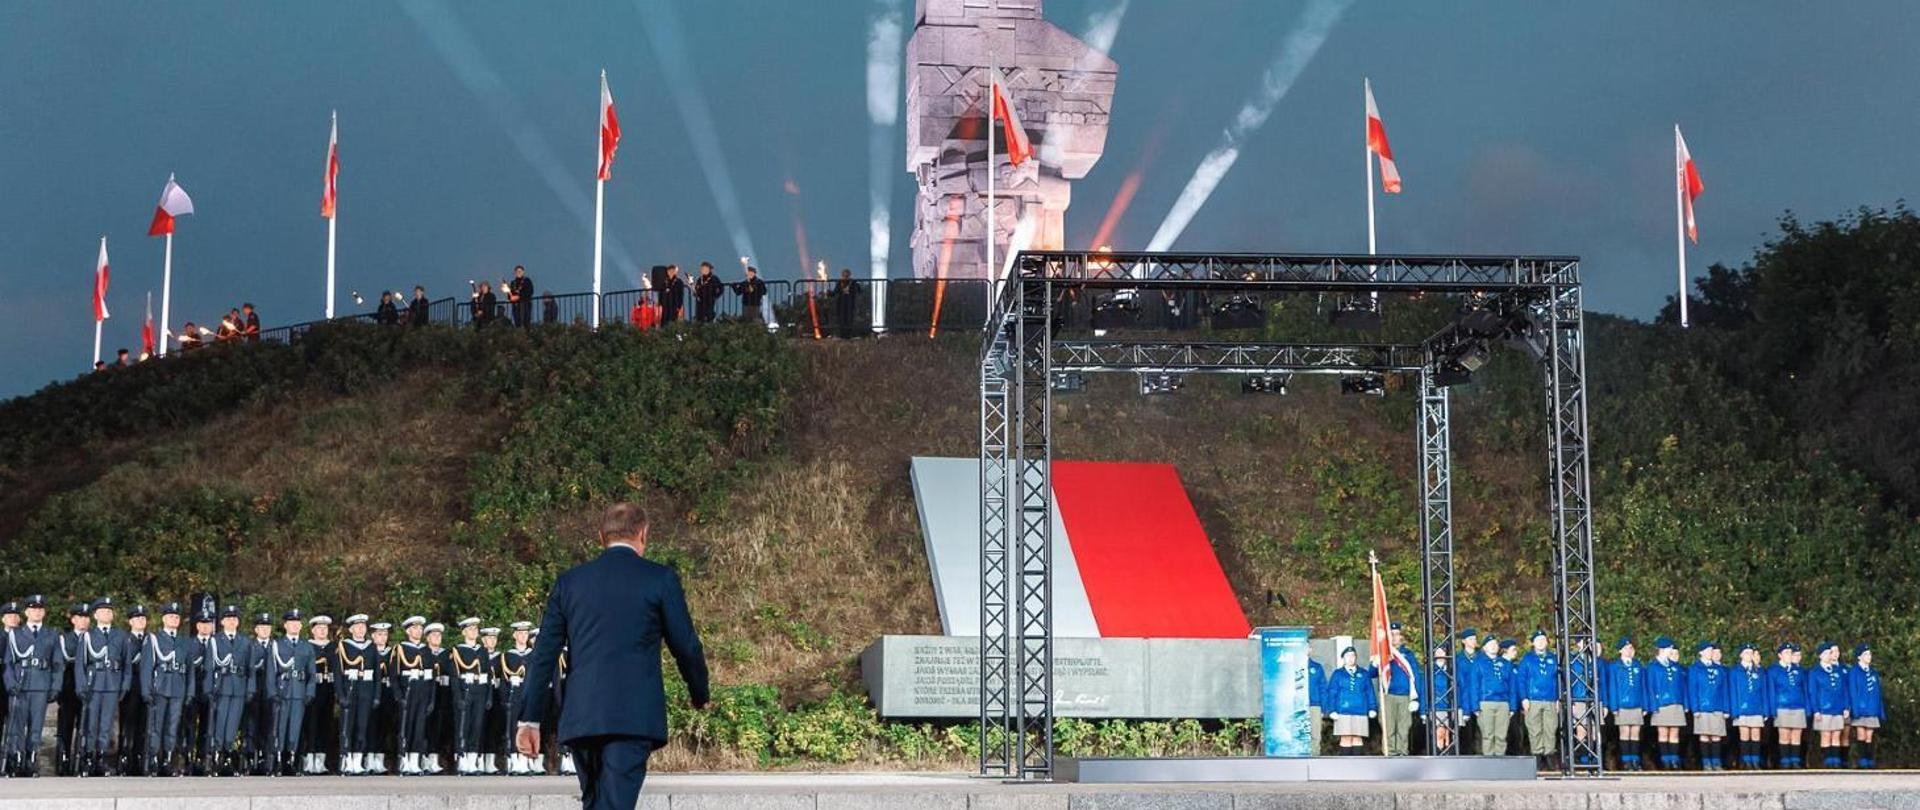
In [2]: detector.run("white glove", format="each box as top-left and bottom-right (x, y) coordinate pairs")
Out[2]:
(1523, 700), (1531, 712)
(1328, 712), (1341, 721)
(1410, 700), (1421, 712)
(1368, 711), (1377, 718)
(437, 676), (449, 686)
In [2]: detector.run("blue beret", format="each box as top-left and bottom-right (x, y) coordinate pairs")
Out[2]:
(1500, 638), (1518, 650)
(1695, 640), (1715, 652)
(1776, 641), (1795, 653)
(1816, 640), (1838, 654)
(1341, 646), (1357, 656)
(1854, 642), (1872, 658)
(1616, 636), (1634, 651)
(1459, 627), (1478, 639)
(1738, 643), (1756, 653)
(1654, 636), (1675, 650)
(1389, 621), (1403, 631)
(1531, 629), (1548, 641)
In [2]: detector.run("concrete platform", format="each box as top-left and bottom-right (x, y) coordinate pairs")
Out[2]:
(1, 771), (1918, 809)
(1058, 755), (1538, 782)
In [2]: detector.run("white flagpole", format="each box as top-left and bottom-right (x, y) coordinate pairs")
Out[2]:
(94, 234), (106, 366)
(326, 110), (338, 320)
(93, 320), (102, 367)
(159, 232), (174, 357)
(1366, 80), (1376, 258)
(986, 57), (997, 322)
(592, 70), (607, 330)
(1674, 125), (1689, 328)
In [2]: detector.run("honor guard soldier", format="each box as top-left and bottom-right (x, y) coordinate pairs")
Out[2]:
(0, 600), (15, 769)
(498, 622), (535, 774)
(1602, 637), (1648, 769)
(1768, 642), (1809, 768)
(1325, 646), (1377, 755)
(55, 604), (91, 776)
(301, 615), (335, 775)
(4, 596), (61, 777)
(268, 610), (316, 776)
(139, 603), (193, 776)
(448, 618), (491, 774)
(1307, 650), (1325, 755)
(120, 605), (149, 774)
(1518, 630), (1561, 771)
(1847, 643), (1881, 768)
(202, 606), (253, 776)
(244, 613), (275, 774)
(1729, 643), (1771, 769)
(1807, 641), (1851, 768)
(1685, 640), (1731, 769)
(332, 615), (379, 775)
(183, 611), (216, 775)
(366, 621), (393, 775)
(1472, 637), (1519, 756)
(1644, 636), (1687, 769)
(478, 627), (502, 774)
(391, 617), (436, 775)
(1375, 622), (1423, 757)
(80, 597), (131, 776)
(423, 621), (449, 774)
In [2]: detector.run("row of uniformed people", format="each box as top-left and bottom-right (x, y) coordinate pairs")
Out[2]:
(1304, 625), (1885, 772)
(1, 597), (575, 778)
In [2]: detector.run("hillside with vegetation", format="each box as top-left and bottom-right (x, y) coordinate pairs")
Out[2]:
(3, 206), (1916, 768)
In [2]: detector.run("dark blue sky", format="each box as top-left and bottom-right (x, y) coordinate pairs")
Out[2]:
(4, 2), (1916, 398)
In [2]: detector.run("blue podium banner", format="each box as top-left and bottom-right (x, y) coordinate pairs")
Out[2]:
(1257, 626), (1312, 757)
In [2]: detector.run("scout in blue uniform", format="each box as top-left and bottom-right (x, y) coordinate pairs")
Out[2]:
(1807, 641), (1851, 768)
(1473, 637), (1519, 755)
(1324, 646), (1377, 755)
(1430, 646), (1457, 754)
(1847, 643), (1881, 768)
(268, 609), (317, 776)
(498, 622), (536, 774)
(1455, 628), (1479, 753)
(301, 615), (335, 775)
(1729, 643), (1771, 769)
(1768, 642), (1808, 768)
(1307, 654), (1326, 755)
(1518, 630), (1561, 770)
(1567, 638), (1596, 767)
(1685, 641), (1730, 769)
(1645, 636), (1687, 770)
(4, 596), (62, 777)
(1375, 622), (1423, 757)
(1602, 637), (1648, 770)
(139, 603), (194, 776)
(80, 598), (131, 776)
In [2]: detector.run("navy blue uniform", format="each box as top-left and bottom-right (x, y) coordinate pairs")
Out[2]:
(4, 623), (63, 774)
(140, 630), (195, 769)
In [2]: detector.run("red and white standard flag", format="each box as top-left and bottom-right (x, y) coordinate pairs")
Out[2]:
(991, 68), (1032, 167)
(93, 238), (111, 322)
(321, 113), (339, 219)
(1369, 556), (1412, 675)
(1676, 127), (1704, 243)
(598, 71), (621, 181)
(148, 176), (195, 236)
(142, 292), (155, 356)
(1365, 80), (1402, 193)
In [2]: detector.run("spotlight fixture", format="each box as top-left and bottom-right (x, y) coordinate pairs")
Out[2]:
(1340, 374), (1386, 397)
(1330, 298), (1381, 331)
(1139, 373), (1184, 396)
(1241, 373), (1291, 395)
(1051, 371), (1087, 393)
(1092, 290), (1142, 332)
(1211, 294), (1263, 330)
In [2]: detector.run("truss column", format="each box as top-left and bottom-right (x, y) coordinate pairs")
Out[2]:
(1012, 275), (1055, 779)
(1543, 282), (1602, 775)
(978, 323), (1014, 776)
(1416, 367), (1458, 756)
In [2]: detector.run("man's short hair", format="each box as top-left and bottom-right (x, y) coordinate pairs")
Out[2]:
(600, 502), (649, 541)
(699, 261), (713, 270)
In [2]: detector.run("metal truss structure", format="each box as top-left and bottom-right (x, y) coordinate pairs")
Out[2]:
(978, 251), (1599, 779)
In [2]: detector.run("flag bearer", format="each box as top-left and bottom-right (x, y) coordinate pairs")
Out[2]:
(1729, 643), (1771, 769)
(1847, 643), (1881, 768)
(140, 603), (193, 776)
(1376, 623), (1423, 756)
(1518, 630), (1561, 771)
(1324, 646), (1377, 755)
(1473, 637), (1518, 756)
(1685, 641), (1730, 770)
(1768, 642), (1809, 768)
(1603, 637), (1649, 770)
(1645, 636), (1687, 770)
(1807, 641), (1851, 768)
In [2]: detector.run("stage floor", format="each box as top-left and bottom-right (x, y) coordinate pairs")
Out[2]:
(2, 771), (1919, 809)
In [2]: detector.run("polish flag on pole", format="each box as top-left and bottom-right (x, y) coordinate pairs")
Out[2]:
(990, 67), (1032, 167)
(93, 237), (111, 322)
(148, 176), (195, 236)
(1676, 127), (1704, 243)
(1365, 79), (1401, 193)
(142, 292), (156, 357)
(598, 71), (621, 181)
(321, 112), (339, 219)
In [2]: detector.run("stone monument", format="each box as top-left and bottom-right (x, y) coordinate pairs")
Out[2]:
(905, 0), (1117, 280)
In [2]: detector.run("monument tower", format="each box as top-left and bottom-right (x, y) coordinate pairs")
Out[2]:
(905, 0), (1118, 280)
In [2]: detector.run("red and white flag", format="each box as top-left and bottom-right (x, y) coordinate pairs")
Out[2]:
(598, 70), (621, 181)
(93, 237), (110, 322)
(147, 175), (195, 236)
(1676, 126), (1704, 243)
(142, 292), (155, 356)
(991, 68), (1032, 167)
(1369, 554), (1412, 676)
(321, 112), (339, 219)
(1365, 79), (1401, 194)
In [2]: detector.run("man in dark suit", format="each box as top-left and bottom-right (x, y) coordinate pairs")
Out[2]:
(517, 502), (709, 808)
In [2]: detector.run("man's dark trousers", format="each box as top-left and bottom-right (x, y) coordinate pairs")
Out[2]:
(573, 735), (649, 809)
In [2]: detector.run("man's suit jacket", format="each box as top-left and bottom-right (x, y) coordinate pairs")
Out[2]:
(521, 545), (709, 747)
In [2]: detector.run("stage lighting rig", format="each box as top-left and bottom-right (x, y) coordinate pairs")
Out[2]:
(1091, 289), (1142, 333)
(1330, 297), (1382, 331)
(1241, 373), (1291, 395)
(1210, 294), (1263, 330)
(1051, 371), (1087, 393)
(1138, 373), (1183, 396)
(1340, 374), (1386, 396)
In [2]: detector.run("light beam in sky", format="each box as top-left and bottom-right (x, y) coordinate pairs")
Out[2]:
(636, 0), (759, 265)
(1146, 0), (1353, 252)
(867, 0), (905, 327)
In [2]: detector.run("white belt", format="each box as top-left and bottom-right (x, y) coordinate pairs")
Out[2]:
(508, 676), (524, 687)
(315, 673), (334, 684)
(459, 673), (490, 685)
(403, 669), (431, 680)
(344, 670), (375, 682)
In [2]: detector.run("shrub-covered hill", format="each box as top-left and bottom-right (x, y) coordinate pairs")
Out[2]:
(3, 207), (1917, 768)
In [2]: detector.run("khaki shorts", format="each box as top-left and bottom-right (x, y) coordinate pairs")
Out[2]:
(1651, 704), (1687, 727)
(1775, 709), (1808, 729)
(1733, 714), (1767, 728)
(1813, 713), (1847, 732)
(1693, 711), (1727, 736)
(1332, 713), (1370, 737)
(1853, 716), (1881, 728)
(1614, 708), (1645, 726)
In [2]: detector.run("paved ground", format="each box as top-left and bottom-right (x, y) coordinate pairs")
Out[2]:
(3, 771), (1919, 809)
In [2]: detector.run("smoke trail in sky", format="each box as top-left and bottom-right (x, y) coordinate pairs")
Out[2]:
(867, 0), (905, 324)
(399, 0), (641, 284)
(1146, 0), (1353, 251)
(635, 0), (758, 264)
